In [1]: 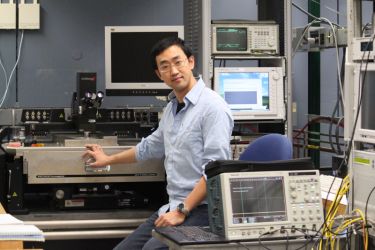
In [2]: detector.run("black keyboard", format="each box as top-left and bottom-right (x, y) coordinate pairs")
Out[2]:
(154, 226), (228, 245)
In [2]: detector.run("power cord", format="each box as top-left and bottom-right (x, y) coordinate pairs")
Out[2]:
(0, 30), (25, 108)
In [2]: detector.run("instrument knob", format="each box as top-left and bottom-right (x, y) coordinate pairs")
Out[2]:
(55, 189), (65, 200)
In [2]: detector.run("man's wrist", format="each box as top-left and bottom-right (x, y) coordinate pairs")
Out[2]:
(177, 203), (190, 217)
(106, 154), (115, 165)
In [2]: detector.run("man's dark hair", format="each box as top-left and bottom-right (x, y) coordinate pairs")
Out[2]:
(150, 37), (193, 70)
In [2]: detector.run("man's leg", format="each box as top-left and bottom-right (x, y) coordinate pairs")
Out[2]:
(117, 205), (209, 250)
(180, 204), (209, 226)
(113, 211), (160, 250)
(142, 237), (168, 250)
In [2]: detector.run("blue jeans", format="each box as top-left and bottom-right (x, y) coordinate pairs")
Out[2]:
(113, 205), (209, 250)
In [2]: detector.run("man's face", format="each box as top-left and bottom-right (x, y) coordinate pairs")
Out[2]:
(155, 45), (195, 95)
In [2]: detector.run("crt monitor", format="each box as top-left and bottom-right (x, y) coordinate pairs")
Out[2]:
(213, 25), (248, 53)
(211, 22), (279, 55)
(213, 67), (285, 121)
(105, 26), (184, 96)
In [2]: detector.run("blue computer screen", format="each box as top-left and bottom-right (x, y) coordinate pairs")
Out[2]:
(216, 72), (270, 112)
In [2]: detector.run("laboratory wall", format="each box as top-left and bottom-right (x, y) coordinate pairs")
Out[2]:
(0, 0), (183, 108)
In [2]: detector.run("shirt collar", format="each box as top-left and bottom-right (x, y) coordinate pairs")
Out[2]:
(167, 78), (205, 105)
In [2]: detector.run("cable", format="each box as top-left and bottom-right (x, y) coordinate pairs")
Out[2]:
(291, 7), (345, 109)
(236, 242), (250, 250)
(292, 2), (320, 22)
(258, 232), (272, 250)
(319, 17), (345, 109)
(292, 227), (321, 250)
(292, 2), (342, 28)
(293, 116), (343, 140)
(292, 20), (317, 58)
(328, 47), (346, 155)
(317, 174), (368, 250)
(285, 229), (289, 250)
(307, 0), (347, 19)
(0, 55), (8, 89)
(320, 176), (351, 249)
(292, 20), (344, 110)
(335, 117), (344, 155)
(364, 185), (375, 244)
(0, 30), (25, 108)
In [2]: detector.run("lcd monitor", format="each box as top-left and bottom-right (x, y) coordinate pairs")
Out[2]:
(213, 67), (285, 120)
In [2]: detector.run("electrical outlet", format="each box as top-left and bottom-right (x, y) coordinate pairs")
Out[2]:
(0, 3), (16, 29)
(19, 0), (40, 30)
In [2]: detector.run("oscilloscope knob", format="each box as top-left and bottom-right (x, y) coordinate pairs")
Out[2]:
(55, 189), (65, 200)
(290, 191), (297, 198)
(289, 182), (296, 190)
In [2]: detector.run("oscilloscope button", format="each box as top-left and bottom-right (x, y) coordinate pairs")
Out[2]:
(272, 71), (280, 81)
(268, 39), (274, 47)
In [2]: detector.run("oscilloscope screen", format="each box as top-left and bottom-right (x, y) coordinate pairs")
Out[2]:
(229, 176), (287, 224)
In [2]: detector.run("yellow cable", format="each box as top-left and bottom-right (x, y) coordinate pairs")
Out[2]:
(322, 176), (350, 249)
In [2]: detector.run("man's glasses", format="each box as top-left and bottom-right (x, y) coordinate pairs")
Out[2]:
(158, 58), (188, 73)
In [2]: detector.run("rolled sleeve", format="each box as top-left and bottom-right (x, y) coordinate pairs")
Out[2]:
(135, 126), (165, 161)
(201, 103), (234, 178)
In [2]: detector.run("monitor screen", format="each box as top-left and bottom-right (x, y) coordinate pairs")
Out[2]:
(217, 71), (270, 111)
(105, 26), (184, 96)
(353, 65), (375, 142)
(216, 27), (248, 52)
(229, 176), (287, 224)
(214, 67), (285, 120)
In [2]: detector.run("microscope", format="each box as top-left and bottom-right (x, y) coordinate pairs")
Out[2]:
(72, 72), (104, 134)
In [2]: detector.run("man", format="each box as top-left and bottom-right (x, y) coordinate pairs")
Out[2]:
(84, 37), (233, 250)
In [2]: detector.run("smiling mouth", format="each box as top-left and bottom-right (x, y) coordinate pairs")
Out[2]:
(172, 77), (183, 82)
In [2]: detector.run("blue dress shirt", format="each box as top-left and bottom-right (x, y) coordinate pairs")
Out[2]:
(136, 78), (234, 214)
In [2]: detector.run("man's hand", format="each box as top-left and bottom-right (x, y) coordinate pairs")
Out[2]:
(154, 210), (186, 227)
(83, 144), (111, 167)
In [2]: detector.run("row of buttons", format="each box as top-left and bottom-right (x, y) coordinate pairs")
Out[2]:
(290, 178), (319, 183)
(24, 110), (50, 121)
(109, 110), (133, 120)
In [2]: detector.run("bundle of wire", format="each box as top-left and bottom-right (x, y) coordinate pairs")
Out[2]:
(319, 176), (368, 250)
